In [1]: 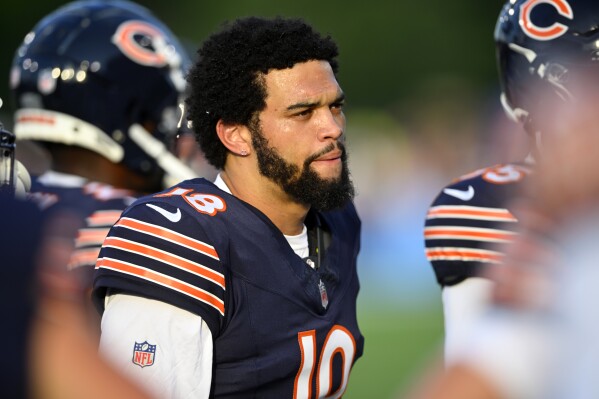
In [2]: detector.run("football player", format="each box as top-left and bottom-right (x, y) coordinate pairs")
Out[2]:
(93, 17), (363, 398)
(0, 123), (155, 399)
(10, 0), (196, 296)
(424, 0), (599, 364)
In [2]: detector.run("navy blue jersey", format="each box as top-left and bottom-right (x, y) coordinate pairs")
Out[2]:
(28, 172), (137, 287)
(93, 178), (364, 398)
(424, 163), (533, 286)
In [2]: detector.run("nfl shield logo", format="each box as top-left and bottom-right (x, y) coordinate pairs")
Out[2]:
(132, 341), (156, 368)
(318, 279), (329, 309)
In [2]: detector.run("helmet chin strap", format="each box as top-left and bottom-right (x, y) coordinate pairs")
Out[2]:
(128, 124), (197, 188)
(500, 93), (543, 158)
(500, 93), (530, 124)
(534, 131), (543, 155)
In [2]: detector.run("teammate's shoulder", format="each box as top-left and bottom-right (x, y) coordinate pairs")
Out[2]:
(454, 163), (532, 186)
(431, 163), (532, 207)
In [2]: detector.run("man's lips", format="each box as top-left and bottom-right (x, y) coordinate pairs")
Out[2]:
(314, 150), (342, 162)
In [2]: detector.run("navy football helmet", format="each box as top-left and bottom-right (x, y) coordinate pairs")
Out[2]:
(10, 0), (195, 184)
(495, 0), (599, 135)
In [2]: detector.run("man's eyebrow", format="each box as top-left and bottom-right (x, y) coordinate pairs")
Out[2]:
(286, 101), (319, 111)
(286, 93), (345, 111)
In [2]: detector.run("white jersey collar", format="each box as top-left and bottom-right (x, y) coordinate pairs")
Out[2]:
(213, 173), (231, 194)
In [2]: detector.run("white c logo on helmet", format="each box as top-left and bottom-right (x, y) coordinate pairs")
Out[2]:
(520, 0), (573, 41)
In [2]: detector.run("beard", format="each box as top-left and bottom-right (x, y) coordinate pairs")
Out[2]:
(249, 121), (355, 211)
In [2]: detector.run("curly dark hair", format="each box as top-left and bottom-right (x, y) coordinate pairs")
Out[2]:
(185, 16), (339, 169)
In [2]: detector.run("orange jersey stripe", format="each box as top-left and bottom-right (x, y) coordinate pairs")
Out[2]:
(426, 205), (517, 222)
(97, 257), (225, 315)
(115, 217), (219, 260)
(424, 226), (516, 243)
(86, 210), (123, 227)
(425, 247), (503, 263)
(76, 228), (111, 247)
(103, 236), (225, 289)
(68, 248), (101, 270)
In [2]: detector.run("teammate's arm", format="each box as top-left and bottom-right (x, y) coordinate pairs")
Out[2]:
(441, 278), (494, 364)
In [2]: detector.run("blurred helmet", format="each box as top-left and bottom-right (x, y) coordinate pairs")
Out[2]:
(495, 0), (599, 135)
(10, 0), (196, 183)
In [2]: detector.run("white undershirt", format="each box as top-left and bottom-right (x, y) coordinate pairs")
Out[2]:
(441, 277), (494, 365)
(99, 174), (309, 398)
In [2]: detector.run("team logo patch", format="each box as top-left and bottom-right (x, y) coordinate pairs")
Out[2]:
(132, 341), (156, 368)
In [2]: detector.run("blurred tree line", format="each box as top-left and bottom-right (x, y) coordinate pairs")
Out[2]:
(2, 0), (505, 117)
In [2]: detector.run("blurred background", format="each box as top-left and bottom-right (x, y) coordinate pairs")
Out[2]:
(2, 0), (530, 397)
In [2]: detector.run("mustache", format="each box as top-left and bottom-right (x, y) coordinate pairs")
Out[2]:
(305, 141), (346, 165)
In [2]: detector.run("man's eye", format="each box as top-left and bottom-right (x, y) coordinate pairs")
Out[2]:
(331, 103), (345, 112)
(295, 109), (313, 117)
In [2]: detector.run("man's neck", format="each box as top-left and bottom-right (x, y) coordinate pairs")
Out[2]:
(217, 170), (308, 236)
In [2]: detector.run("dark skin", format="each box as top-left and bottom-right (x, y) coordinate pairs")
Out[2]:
(48, 144), (162, 194)
(44, 120), (164, 193)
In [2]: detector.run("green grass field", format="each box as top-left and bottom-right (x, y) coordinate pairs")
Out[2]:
(343, 301), (444, 399)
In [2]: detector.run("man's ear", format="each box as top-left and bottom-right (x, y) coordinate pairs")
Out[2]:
(215, 119), (251, 157)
